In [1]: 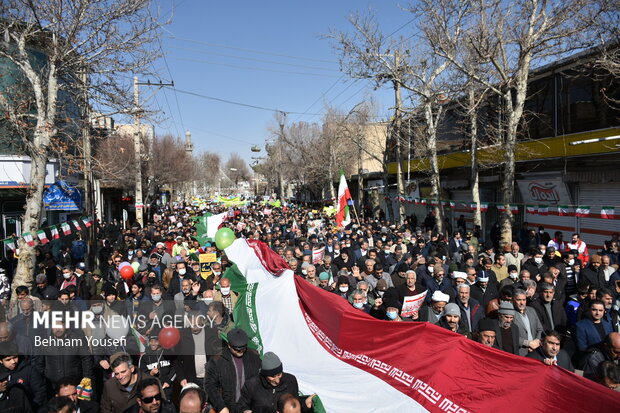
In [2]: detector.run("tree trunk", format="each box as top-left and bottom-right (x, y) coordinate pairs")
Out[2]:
(468, 86), (482, 228)
(499, 92), (518, 249)
(425, 102), (445, 236)
(14, 148), (48, 288)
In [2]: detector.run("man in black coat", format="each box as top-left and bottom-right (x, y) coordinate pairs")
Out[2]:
(527, 330), (574, 372)
(580, 254), (606, 290)
(35, 319), (93, 394)
(205, 328), (261, 413)
(236, 352), (313, 413)
(529, 283), (568, 334)
(492, 302), (520, 355)
(522, 249), (548, 282)
(0, 342), (45, 411)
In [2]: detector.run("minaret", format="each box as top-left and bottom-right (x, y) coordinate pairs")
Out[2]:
(185, 130), (193, 156)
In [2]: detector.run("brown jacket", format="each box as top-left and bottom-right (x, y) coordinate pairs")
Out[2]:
(101, 370), (149, 413)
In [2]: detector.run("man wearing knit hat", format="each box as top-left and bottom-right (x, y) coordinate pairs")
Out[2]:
(237, 351), (315, 413)
(493, 301), (520, 355)
(436, 303), (470, 337)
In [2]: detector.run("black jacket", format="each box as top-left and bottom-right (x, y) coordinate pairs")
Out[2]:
(0, 384), (32, 413)
(205, 347), (262, 412)
(138, 348), (176, 387)
(35, 329), (94, 384)
(235, 372), (311, 413)
(3, 358), (45, 410)
(579, 265), (606, 290)
(529, 299), (568, 334)
(522, 259), (548, 281)
(526, 347), (574, 372)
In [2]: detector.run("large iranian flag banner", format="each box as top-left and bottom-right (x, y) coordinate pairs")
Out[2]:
(223, 239), (619, 413)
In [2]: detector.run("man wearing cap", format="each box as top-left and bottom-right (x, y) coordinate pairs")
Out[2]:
(317, 272), (333, 291)
(493, 301), (521, 355)
(423, 264), (452, 304)
(526, 330), (574, 372)
(237, 351), (314, 413)
(470, 271), (498, 308)
(436, 303), (470, 337)
(138, 330), (175, 400)
(512, 289), (544, 356)
(0, 341), (45, 410)
(391, 262), (411, 288)
(205, 328), (262, 413)
(419, 291), (449, 324)
(476, 318), (498, 348)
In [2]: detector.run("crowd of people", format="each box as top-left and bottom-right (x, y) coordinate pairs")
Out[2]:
(0, 200), (618, 412)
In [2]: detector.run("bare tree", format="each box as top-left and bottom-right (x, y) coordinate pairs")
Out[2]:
(0, 0), (163, 286)
(225, 153), (252, 187)
(420, 0), (600, 247)
(151, 134), (193, 187)
(92, 132), (137, 189)
(195, 151), (221, 192)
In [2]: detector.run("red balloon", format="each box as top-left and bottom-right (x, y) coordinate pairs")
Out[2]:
(120, 265), (134, 280)
(158, 327), (180, 349)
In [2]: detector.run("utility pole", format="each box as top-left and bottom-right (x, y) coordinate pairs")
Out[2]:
(81, 69), (96, 268)
(132, 77), (173, 227)
(276, 112), (286, 200)
(392, 51), (406, 224)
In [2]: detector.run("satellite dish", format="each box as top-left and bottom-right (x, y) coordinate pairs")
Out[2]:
(251, 145), (261, 152)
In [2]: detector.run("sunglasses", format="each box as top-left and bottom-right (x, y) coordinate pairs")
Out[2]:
(141, 393), (162, 403)
(231, 345), (247, 352)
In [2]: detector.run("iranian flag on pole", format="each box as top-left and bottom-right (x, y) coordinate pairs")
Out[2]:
(22, 232), (35, 247)
(36, 230), (49, 245)
(72, 220), (82, 231)
(526, 205), (537, 214)
(82, 216), (93, 228)
(538, 205), (549, 216)
(575, 206), (590, 217)
(601, 206), (615, 219)
(557, 205), (569, 216)
(3, 238), (16, 252)
(336, 170), (352, 228)
(222, 238), (620, 413)
(50, 225), (60, 240)
(61, 222), (72, 236)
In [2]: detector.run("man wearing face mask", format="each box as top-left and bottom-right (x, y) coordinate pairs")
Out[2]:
(139, 284), (174, 335)
(499, 265), (521, 291)
(523, 249), (548, 282)
(57, 265), (89, 300)
(214, 277), (238, 317)
(165, 261), (195, 299)
(350, 290), (371, 313)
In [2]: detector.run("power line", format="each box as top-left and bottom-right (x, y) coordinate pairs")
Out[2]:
(170, 55), (341, 78)
(165, 86), (323, 115)
(167, 45), (338, 72)
(168, 35), (338, 64)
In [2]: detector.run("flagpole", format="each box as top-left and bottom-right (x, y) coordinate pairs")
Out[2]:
(351, 200), (361, 227)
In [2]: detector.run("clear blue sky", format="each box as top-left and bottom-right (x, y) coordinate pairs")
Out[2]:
(147, 1), (414, 164)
